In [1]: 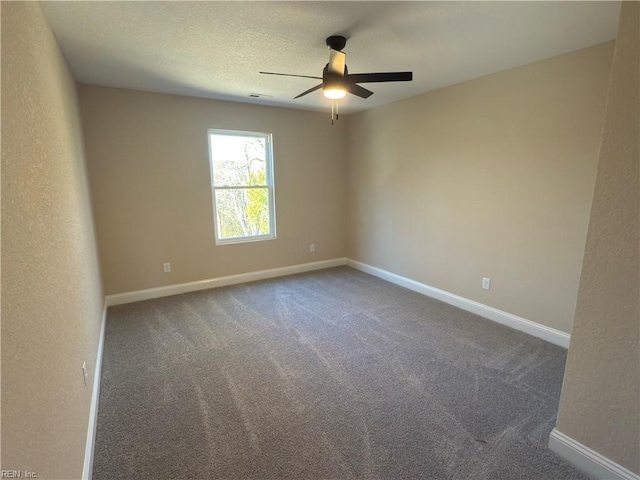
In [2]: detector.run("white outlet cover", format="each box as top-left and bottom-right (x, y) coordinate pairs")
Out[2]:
(482, 277), (491, 290)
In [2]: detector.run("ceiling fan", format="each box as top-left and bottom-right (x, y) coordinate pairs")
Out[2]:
(260, 36), (413, 123)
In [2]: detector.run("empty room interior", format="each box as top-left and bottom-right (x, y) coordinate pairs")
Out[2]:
(2, 1), (639, 479)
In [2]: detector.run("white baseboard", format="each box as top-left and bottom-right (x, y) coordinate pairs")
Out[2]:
(105, 257), (569, 347)
(345, 258), (570, 348)
(82, 302), (107, 480)
(549, 429), (639, 480)
(106, 258), (347, 307)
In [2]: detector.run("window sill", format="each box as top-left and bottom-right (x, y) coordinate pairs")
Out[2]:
(215, 234), (276, 246)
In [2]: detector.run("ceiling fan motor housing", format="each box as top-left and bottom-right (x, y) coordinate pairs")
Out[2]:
(322, 64), (348, 90)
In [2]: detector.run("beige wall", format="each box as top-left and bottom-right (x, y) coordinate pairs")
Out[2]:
(346, 42), (614, 334)
(1, 3), (104, 479)
(78, 85), (347, 295)
(556, 2), (639, 474)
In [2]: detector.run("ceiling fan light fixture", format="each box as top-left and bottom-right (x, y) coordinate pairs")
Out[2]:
(323, 88), (346, 99)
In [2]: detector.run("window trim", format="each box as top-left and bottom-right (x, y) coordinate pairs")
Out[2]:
(207, 129), (276, 245)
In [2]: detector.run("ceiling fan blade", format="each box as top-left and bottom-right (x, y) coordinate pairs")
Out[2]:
(347, 72), (413, 83)
(260, 71), (322, 80)
(294, 84), (322, 99)
(328, 49), (346, 75)
(346, 83), (374, 99)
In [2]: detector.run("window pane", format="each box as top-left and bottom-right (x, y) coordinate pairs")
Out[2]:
(215, 188), (270, 239)
(208, 129), (275, 245)
(210, 134), (267, 187)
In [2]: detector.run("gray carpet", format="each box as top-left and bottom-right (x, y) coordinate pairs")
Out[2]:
(94, 266), (588, 479)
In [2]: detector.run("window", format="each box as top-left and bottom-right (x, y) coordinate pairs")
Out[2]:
(207, 130), (276, 244)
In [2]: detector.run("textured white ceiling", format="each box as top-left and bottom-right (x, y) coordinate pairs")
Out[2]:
(42, 1), (621, 115)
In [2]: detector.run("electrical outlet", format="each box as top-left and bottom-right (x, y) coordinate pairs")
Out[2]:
(310, 244), (315, 253)
(482, 277), (491, 290)
(82, 361), (88, 387)
(163, 262), (171, 273)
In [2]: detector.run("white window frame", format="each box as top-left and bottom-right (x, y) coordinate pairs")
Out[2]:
(207, 129), (276, 245)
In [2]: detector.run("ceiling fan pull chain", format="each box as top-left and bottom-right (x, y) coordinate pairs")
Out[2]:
(336, 100), (339, 121)
(331, 100), (335, 125)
